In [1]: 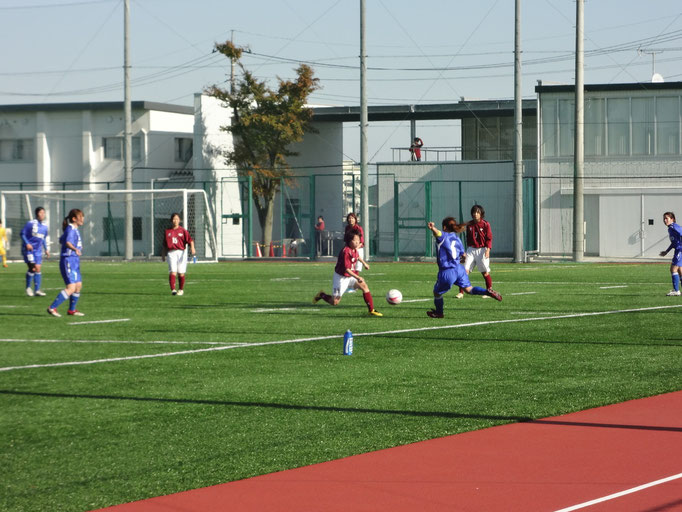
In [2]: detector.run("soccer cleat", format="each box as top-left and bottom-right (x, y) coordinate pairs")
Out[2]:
(455, 292), (464, 299)
(487, 289), (503, 301)
(171, 289), (177, 296)
(47, 307), (61, 318)
(177, 290), (184, 296)
(26, 287), (34, 297)
(67, 310), (85, 316)
(426, 309), (444, 318)
(481, 294), (490, 299)
(34, 290), (46, 296)
(666, 290), (681, 296)
(312, 290), (325, 304)
(369, 309), (383, 317)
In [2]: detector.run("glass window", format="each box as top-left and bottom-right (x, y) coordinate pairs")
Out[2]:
(585, 98), (605, 156)
(541, 99), (557, 158)
(657, 97), (680, 155)
(607, 98), (630, 156)
(632, 98), (654, 156)
(0, 139), (34, 162)
(558, 99), (574, 157)
(175, 137), (193, 162)
(104, 137), (141, 160)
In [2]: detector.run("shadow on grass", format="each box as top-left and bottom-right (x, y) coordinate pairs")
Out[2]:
(1, 389), (680, 432)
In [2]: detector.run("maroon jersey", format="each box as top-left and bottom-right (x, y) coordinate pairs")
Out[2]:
(466, 219), (492, 249)
(164, 227), (193, 251)
(334, 245), (358, 277)
(345, 224), (364, 245)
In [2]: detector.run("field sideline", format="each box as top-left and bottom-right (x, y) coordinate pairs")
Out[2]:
(1, 260), (681, 511)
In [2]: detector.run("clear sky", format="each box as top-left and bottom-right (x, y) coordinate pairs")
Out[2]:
(2, 0), (682, 163)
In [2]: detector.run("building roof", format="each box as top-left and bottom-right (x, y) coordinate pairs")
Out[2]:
(535, 81), (682, 94)
(0, 101), (193, 115)
(311, 99), (536, 122)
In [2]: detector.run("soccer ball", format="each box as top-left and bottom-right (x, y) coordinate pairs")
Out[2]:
(386, 289), (402, 305)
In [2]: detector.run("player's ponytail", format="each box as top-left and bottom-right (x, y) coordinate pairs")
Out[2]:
(442, 216), (466, 234)
(63, 208), (83, 231)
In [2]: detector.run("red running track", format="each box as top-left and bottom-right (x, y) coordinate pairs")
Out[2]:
(98, 391), (682, 512)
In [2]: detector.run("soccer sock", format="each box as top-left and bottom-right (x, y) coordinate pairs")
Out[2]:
(50, 290), (69, 310)
(34, 273), (42, 291)
(458, 287), (465, 294)
(26, 271), (34, 288)
(363, 291), (374, 312)
(169, 274), (176, 290)
(672, 273), (680, 292)
(434, 297), (444, 313)
(69, 292), (80, 311)
(179, 275), (186, 290)
(484, 274), (493, 289)
(320, 292), (333, 304)
(469, 286), (487, 296)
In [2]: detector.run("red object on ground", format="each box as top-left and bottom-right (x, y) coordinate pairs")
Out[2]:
(281, 241), (287, 258)
(97, 391), (682, 512)
(269, 242), (274, 257)
(254, 243), (262, 257)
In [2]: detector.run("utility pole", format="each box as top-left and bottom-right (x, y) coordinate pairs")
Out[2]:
(124, 0), (133, 260)
(573, 0), (585, 262)
(360, 0), (369, 259)
(513, 0), (524, 262)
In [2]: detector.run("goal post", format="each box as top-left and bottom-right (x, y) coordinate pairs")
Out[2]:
(0, 189), (217, 261)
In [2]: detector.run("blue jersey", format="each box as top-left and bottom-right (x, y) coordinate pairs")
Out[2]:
(667, 222), (682, 252)
(435, 231), (464, 270)
(60, 224), (82, 259)
(21, 219), (49, 252)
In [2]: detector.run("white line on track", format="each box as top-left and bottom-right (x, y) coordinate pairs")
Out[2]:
(599, 285), (628, 289)
(68, 319), (130, 325)
(553, 472), (682, 512)
(2, 304), (681, 372)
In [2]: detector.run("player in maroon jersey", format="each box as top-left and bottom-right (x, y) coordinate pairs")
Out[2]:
(458, 204), (495, 298)
(313, 231), (382, 316)
(161, 213), (195, 296)
(344, 212), (365, 273)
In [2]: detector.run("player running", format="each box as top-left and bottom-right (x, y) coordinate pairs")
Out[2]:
(161, 213), (195, 296)
(427, 217), (501, 318)
(47, 209), (84, 317)
(457, 204), (494, 299)
(0, 219), (8, 268)
(660, 211), (682, 296)
(313, 230), (383, 316)
(345, 212), (365, 274)
(21, 206), (50, 296)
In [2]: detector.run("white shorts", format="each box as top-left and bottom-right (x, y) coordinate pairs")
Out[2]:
(332, 272), (358, 298)
(167, 249), (188, 274)
(464, 247), (491, 273)
(354, 247), (364, 272)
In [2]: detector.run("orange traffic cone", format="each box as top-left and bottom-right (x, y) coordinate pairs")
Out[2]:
(255, 242), (262, 257)
(269, 242), (275, 257)
(282, 241), (287, 258)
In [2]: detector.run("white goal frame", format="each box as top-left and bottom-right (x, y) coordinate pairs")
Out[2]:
(0, 189), (218, 261)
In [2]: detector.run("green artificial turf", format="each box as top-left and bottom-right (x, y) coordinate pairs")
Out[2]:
(0, 260), (680, 511)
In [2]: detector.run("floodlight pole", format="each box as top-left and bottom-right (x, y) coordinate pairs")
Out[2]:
(124, 0), (133, 260)
(513, 0), (524, 263)
(360, 0), (370, 260)
(573, 0), (585, 262)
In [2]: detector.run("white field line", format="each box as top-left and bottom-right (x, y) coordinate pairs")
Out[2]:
(2, 304), (681, 373)
(553, 472), (682, 512)
(508, 291), (538, 296)
(0, 338), (244, 346)
(401, 298), (431, 303)
(270, 277), (301, 281)
(68, 319), (130, 325)
(251, 308), (320, 313)
(599, 285), (628, 289)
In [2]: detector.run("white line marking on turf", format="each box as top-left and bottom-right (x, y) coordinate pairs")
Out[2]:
(0, 338), (242, 346)
(2, 304), (681, 372)
(0, 305), (27, 308)
(270, 277), (301, 281)
(552, 472), (682, 512)
(401, 298), (431, 303)
(68, 319), (130, 325)
(251, 308), (320, 313)
(599, 285), (628, 289)
(508, 292), (537, 296)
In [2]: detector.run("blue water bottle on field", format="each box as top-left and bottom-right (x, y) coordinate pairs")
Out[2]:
(193, 255), (197, 264)
(343, 329), (353, 356)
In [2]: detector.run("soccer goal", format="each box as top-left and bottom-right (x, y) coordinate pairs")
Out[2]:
(0, 189), (217, 261)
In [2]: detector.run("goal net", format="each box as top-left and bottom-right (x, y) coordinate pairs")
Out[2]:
(0, 189), (217, 261)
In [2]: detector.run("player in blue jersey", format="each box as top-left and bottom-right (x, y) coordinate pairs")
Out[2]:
(47, 209), (85, 317)
(21, 206), (50, 296)
(659, 211), (682, 296)
(426, 217), (502, 318)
